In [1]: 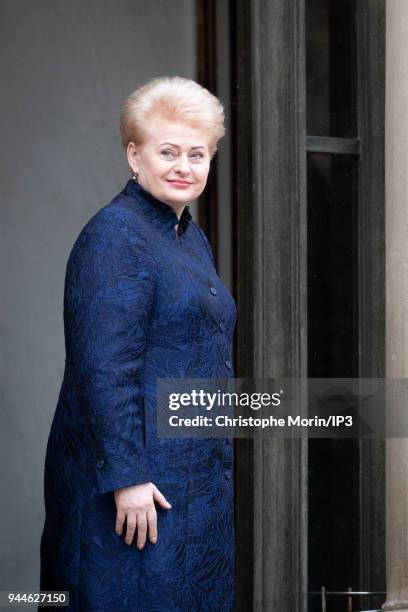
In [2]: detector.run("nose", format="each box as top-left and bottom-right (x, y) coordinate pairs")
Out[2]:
(174, 153), (190, 175)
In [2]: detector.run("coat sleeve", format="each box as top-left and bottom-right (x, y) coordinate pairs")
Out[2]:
(64, 209), (155, 494)
(195, 224), (217, 270)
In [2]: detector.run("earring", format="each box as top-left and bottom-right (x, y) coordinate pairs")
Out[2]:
(131, 171), (139, 183)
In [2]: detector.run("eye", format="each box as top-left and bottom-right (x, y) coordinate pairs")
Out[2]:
(190, 151), (205, 160)
(160, 149), (176, 159)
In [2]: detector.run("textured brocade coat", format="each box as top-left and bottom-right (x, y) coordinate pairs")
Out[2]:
(39, 179), (237, 612)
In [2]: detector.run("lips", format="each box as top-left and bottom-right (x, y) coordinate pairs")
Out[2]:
(166, 179), (192, 186)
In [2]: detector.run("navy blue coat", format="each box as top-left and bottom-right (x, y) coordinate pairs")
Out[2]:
(39, 178), (237, 611)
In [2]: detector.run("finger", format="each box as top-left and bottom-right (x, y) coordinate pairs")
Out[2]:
(136, 513), (147, 549)
(125, 514), (137, 546)
(115, 510), (126, 536)
(152, 486), (172, 509)
(147, 509), (158, 544)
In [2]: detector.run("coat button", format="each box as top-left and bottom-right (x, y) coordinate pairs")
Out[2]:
(210, 286), (217, 296)
(224, 469), (232, 480)
(96, 458), (105, 469)
(225, 360), (232, 369)
(219, 322), (226, 332)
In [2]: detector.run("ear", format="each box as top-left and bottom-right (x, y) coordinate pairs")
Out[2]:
(126, 142), (140, 175)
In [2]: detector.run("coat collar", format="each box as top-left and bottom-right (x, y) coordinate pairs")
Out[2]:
(123, 178), (192, 236)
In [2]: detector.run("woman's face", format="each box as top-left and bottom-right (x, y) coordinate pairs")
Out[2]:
(127, 118), (212, 209)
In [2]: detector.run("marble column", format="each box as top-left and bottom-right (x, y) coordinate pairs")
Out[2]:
(383, 2), (408, 610)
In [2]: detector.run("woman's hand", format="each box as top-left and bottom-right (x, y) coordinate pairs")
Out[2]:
(113, 482), (172, 549)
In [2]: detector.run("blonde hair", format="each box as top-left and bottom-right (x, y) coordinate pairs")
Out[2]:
(120, 76), (225, 157)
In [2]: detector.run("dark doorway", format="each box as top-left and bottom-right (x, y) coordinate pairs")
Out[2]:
(306, 1), (385, 611)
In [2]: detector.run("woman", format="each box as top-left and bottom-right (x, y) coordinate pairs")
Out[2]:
(39, 76), (237, 611)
